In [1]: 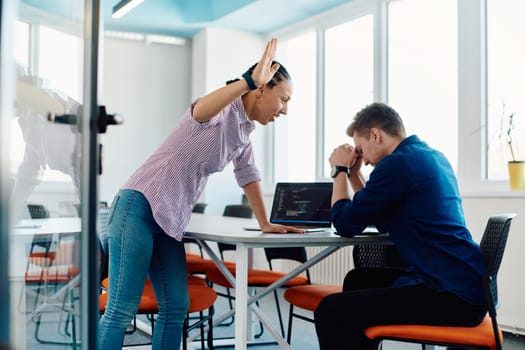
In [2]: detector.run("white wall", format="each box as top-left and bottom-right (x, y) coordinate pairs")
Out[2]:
(99, 28), (273, 216)
(100, 37), (192, 204)
(462, 197), (525, 333)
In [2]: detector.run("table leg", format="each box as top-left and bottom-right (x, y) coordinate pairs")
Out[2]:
(235, 243), (248, 350)
(193, 242), (342, 349)
(251, 305), (291, 349)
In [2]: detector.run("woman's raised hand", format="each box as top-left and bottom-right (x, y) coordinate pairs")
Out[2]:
(250, 38), (280, 87)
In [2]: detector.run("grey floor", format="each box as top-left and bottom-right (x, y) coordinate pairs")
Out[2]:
(23, 285), (525, 349)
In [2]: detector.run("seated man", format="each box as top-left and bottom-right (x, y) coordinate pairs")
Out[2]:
(314, 102), (487, 350)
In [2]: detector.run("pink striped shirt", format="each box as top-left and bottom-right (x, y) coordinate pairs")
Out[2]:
(123, 97), (261, 240)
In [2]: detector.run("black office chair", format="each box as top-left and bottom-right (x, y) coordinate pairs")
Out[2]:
(283, 243), (406, 344)
(26, 203), (53, 260)
(365, 213), (516, 350)
(192, 202), (207, 214)
(215, 204), (254, 255)
(352, 243), (406, 269)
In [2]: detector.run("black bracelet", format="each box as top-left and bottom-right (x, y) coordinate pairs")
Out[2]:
(242, 71), (258, 90)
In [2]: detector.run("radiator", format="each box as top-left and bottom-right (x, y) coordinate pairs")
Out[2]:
(282, 246), (356, 285)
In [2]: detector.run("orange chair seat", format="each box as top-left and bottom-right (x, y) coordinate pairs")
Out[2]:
(99, 292), (158, 313)
(186, 253), (235, 274)
(187, 274), (207, 286)
(187, 283), (217, 313)
(364, 314), (502, 349)
(100, 275), (216, 313)
(283, 284), (341, 311)
(100, 277), (158, 313)
(206, 266), (308, 288)
(102, 275), (208, 292)
(28, 252), (57, 267)
(25, 265), (80, 283)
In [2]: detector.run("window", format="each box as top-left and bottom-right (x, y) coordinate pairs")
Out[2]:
(273, 0), (522, 193)
(274, 31), (317, 182)
(14, 20), (29, 70)
(39, 25), (83, 102)
(324, 15), (374, 178)
(387, 0), (458, 171)
(486, 0), (525, 180)
(12, 21), (83, 183)
(11, 20), (31, 170)
(276, 14), (374, 183)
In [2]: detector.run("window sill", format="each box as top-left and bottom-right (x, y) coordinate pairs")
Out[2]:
(461, 190), (525, 198)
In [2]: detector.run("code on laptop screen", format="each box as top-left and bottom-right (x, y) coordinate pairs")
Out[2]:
(270, 183), (332, 227)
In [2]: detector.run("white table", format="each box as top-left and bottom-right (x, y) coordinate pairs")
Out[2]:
(13, 217), (81, 236)
(185, 213), (390, 350)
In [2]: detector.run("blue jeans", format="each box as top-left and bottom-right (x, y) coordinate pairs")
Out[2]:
(98, 189), (189, 349)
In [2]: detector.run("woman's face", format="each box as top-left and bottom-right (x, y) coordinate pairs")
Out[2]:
(251, 80), (293, 125)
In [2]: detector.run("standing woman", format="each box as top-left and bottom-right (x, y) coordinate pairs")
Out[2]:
(98, 38), (302, 349)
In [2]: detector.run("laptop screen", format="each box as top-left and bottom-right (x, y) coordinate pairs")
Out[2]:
(269, 182), (332, 227)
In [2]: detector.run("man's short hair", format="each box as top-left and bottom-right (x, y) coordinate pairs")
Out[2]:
(347, 102), (406, 138)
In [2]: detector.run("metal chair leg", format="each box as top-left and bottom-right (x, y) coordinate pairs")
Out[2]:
(286, 304), (294, 344)
(273, 289), (285, 336)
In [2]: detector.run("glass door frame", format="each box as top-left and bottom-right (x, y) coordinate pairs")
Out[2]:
(0, 0), (16, 346)
(0, 0), (103, 348)
(81, 0), (103, 347)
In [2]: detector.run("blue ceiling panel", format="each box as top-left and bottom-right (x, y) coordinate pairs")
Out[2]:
(214, 0), (350, 34)
(21, 0), (352, 38)
(177, 0), (256, 23)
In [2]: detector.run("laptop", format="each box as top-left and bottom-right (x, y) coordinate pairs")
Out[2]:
(260, 182), (333, 232)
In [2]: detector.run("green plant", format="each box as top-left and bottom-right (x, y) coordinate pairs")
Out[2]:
(505, 113), (516, 162)
(496, 101), (520, 162)
(503, 112), (517, 162)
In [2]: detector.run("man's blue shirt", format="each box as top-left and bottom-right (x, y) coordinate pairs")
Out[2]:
(332, 135), (486, 305)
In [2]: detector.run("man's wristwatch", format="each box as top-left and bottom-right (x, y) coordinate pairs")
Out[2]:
(330, 165), (350, 178)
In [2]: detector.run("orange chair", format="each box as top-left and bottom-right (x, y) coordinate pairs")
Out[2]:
(99, 275), (217, 349)
(184, 275), (217, 350)
(206, 246), (310, 337)
(352, 243), (406, 270)
(205, 205), (310, 337)
(203, 204), (253, 327)
(283, 284), (341, 343)
(98, 207), (217, 349)
(184, 202), (218, 275)
(99, 279), (158, 344)
(31, 236), (81, 347)
(186, 252), (236, 275)
(364, 213), (516, 350)
(282, 243), (406, 344)
(20, 204), (54, 311)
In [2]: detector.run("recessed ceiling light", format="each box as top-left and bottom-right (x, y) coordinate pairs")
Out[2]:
(112, 0), (144, 19)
